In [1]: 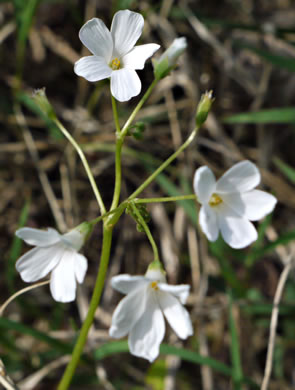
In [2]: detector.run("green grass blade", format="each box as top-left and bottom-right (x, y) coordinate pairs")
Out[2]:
(6, 198), (30, 293)
(244, 213), (273, 268)
(94, 341), (259, 387)
(94, 340), (231, 375)
(234, 42), (295, 73)
(223, 107), (295, 124)
(273, 157), (295, 184)
(250, 229), (295, 261)
(228, 290), (243, 390)
(0, 317), (73, 354)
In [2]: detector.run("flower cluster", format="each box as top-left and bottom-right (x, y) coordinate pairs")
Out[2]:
(12, 9), (279, 368)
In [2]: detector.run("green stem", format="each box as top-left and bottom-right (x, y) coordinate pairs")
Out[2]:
(111, 96), (121, 135)
(55, 119), (106, 215)
(110, 79), (159, 211)
(128, 126), (200, 200)
(228, 290), (243, 390)
(131, 203), (160, 262)
(89, 203), (127, 226)
(110, 137), (123, 211)
(121, 78), (159, 137)
(135, 195), (197, 204)
(57, 225), (113, 390)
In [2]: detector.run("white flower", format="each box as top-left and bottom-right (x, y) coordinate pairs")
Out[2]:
(74, 10), (160, 102)
(15, 225), (89, 303)
(109, 267), (193, 362)
(193, 160), (277, 249)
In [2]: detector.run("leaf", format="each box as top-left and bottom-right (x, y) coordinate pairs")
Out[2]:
(223, 107), (295, 124)
(94, 341), (259, 388)
(228, 290), (243, 390)
(0, 317), (72, 354)
(6, 198), (30, 293)
(273, 157), (295, 184)
(234, 42), (295, 73)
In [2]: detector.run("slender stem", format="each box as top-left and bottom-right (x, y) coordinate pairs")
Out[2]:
(121, 78), (159, 137)
(228, 290), (243, 390)
(57, 226), (113, 390)
(110, 137), (123, 211)
(0, 280), (50, 317)
(111, 96), (121, 135)
(55, 119), (106, 215)
(89, 202), (127, 226)
(128, 126), (200, 200)
(135, 194), (197, 204)
(261, 257), (293, 390)
(131, 203), (160, 262)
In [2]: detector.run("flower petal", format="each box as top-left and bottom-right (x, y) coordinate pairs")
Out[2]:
(50, 250), (77, 302)
(122, 44), (160, 70)
(16, 227), (60, 247)
(216, 160), (260, 194)
(74, 254), (88, 284)
(111, 10), (144, 57)
(111, 274), (148, 295)
(129, 291), (165, 362)
(199, 204), (219, 242)
(240, 190), (277, 221)
(74, 56), (112, 83)
(221, 190), (277, 221)
(193, 166), (216, 204)
(111, 68), (141, 102)
(16, 245), (62, 282)
(158, 284), (190, 304)
(79, 18), (113, 61)
(218, 214), (257, 249)
(159, 291), (193, 339)
(109, 286), (147, 339)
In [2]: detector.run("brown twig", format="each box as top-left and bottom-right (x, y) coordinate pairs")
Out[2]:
(260, 255), (294, 390)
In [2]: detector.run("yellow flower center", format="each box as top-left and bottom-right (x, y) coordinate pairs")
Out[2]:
(209, 193), (223, 207)
(110, 58), (121, 70)
(150, 281), (159, 291)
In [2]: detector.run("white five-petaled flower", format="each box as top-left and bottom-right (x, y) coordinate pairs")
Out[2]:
(193, 160), (277, 249)
(15, 225), (90, 303)
(109, 267), (193, 362)
(74, 10), (160, 102)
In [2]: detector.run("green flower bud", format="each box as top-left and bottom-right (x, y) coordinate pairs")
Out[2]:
(32, 88), (56, 120)
(195, 90), (214, 127)
(153, 37), (187, 80)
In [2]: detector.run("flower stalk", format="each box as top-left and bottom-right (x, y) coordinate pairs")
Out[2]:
(129, 126), (200, 200)
(57, 225), (113, 390)
(54, 118), (106, 215)
(130, 202), (160, 262)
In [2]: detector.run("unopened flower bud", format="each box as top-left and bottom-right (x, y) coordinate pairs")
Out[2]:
(32, 88), (57, 120)
(146, 260), (165, 279)
(153, 37), (187, 79)
(195, 90), (214, 127)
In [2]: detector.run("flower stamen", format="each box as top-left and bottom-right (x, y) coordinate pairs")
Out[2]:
(209, 193), (223, 207)
(150, 281), (159, 291)
(110, 58), (121, 70)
